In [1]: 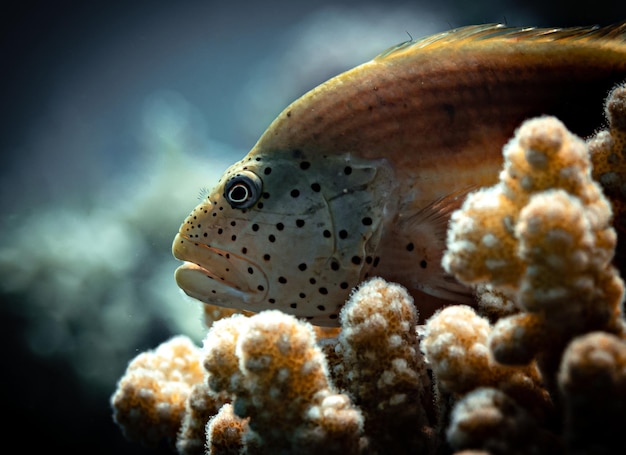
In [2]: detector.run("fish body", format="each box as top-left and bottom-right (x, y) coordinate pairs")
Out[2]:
(173, 23), (626, 326)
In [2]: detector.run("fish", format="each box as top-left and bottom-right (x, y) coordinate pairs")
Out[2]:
(172, 23), (626, 326)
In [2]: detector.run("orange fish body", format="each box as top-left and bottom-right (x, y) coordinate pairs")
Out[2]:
(173, 24), (626, 325)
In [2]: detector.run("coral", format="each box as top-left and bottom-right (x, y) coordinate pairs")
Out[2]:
(205, 404), (249, 454)
(176, 381), (229, 455)
(447, 387), (561, 455)
(422, 305), (550, 421)
(110, 335), (205, 448)
(558, 332), (626, 455)
(589, 82), (626, 265)
(203, 310), (364, 454)
(337, 277), (433, 453)
(442, 115), (625, 383)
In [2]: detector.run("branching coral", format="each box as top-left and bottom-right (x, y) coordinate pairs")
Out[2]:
(177, 381), (229, 455)
(202, 310), (364, 454)
(205, 403), (249, 454)
(589, 83), (626, 254)
(337, 277), (433, 453)
(442, 114), (625, 381)
(447, 387), (561, 455)
(110, 335), (206, 448)
(422, 305), (550, 420)
(428, 83), (626, 454)
(558, 331), (626, 455)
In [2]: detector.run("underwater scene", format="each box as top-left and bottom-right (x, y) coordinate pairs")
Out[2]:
(2, 1), (625, 454)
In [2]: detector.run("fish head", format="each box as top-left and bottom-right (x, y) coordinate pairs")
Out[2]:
(172, 149), (396, 326)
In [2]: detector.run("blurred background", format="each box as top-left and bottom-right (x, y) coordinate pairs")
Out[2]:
(1, 1), (623, 453)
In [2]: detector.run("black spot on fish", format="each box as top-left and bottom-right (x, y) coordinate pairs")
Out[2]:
(339, 229), (348, 239)
(300, 161), (310, 170)
(230, 221), (236, 227)
(311, 183), (321, 192)
(373, 257), (380, 267)
(252, 224), (259, 232)
(269, 234), (276, 242)
(442, 102), (455, 121)
(318, 288), (328, 295)
(263, 254), (271, 261)
(218, 228), (223, 235)
(278, 276), (287, 284)
(329, 314), (338, 320)
(299, 292), (306, 299)
(296, 219), (305, 228)
(276, 223), (284, 231)
(351, 256), (362, 265)
(309, 277), (316, 285)
(362, 217), (372, 226)
(258, 285), (264, 291)
(247, 267), (253, 274)
(290, 303), (297, 308)
(406, 242), (414, 252)
(323, 230), (331, 238)
(262, 192), (270, 199)
(257, 202), (264, 209)
(290, 189), (300, 198)
(231, 235), (237, 241)
(269, 298), (276, 304)
(420, 260), (427, 269)
(330, 261), (340, 271)
(340, 282), (349, 289)
(298, 263), (307, 271)
(241, 247), (247, 254)
(264, 167), (272, 175)
(366, 256), (373, 264)
(344, 166), (352, 175)
(317, 304), (326, 311)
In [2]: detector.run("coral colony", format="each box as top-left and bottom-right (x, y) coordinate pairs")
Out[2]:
(112, 85), (626, 454)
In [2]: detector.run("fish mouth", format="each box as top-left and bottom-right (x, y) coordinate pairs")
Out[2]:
(172, 233), (268, 307)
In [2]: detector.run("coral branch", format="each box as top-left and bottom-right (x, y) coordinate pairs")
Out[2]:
(338, 277), (434, 453)
(202, 310), (364, 454)
(558, 331), (626, 455)
(110, 336), (205, 448)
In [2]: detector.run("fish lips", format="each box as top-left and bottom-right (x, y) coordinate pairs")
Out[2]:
(172, 233), (268, 306)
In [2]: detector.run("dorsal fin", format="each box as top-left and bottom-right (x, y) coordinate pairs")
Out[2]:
(375, 22), (626, 61)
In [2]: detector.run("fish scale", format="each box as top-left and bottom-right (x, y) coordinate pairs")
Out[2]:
(173, 23), (626, 325)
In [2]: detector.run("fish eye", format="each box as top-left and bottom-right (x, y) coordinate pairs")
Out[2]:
(224, 170), (262, 209)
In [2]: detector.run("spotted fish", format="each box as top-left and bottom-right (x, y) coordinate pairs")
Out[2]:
(173, 23), (626, 326)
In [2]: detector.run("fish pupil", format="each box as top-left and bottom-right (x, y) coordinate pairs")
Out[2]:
(228, 184), (248, 202)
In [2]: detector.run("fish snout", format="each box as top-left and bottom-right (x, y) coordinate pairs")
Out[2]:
(172, 233), (268, 308)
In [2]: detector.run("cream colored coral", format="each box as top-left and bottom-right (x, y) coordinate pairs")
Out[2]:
(422, 305), (549, 419)
(110, 335), (204, 447)
(443, 115), (609, 289)
(176, 381), (229, 455)
(447, 387), (559, 455)
(202, 310), (363, 454)
(206, 403), (250, 455)
(337, 277), (433, 452)
(442, 115), (624, 370)
(558, 331), (626, 454)
(589, 82), (626, 263)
